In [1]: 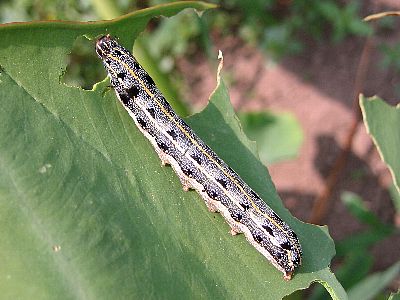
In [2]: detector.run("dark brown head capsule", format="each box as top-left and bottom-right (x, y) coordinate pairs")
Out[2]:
(95, 34), (115, 59)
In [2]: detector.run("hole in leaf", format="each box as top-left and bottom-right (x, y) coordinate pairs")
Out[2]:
(62, 36), (106, 90)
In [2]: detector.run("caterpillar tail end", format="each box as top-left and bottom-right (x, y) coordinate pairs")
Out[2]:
(283, 271), (293, 281)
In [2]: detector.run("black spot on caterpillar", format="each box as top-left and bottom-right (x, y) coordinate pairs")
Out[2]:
(117, 72), (126, 80)
(166, 129), (178, 140)
(127, 86), (140, 98)
(147, 107), (156, 119)
(190, 152), (202, 165)
(144, 73), (155, 85)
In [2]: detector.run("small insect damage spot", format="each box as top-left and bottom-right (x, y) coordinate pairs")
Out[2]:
(38, 163), (52, 174)
(62, 36), (106, 90)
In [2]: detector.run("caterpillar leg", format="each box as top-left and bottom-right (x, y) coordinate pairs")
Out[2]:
(177, 174), (193, 192)
(204, 199), (218, 213)
(230, 228), (239, 236)
(223, 213), (242, 236)
(157, 151), (170, 166)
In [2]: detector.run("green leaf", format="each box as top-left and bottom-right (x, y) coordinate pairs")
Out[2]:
(0, 5), (345, 299)
(336, 230), (392, 258)
(309, 250), (373, 300)
(341, 191), (392, 231)
(360, 95), (400, 197)
(347, 261), (400, 300)
(238, 111), (303, 164)
(335, 251), (373, 291)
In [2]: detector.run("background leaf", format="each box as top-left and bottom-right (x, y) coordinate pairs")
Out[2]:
(238, 111), (303, 164)
(309, 192), (397, 300)
(341, 191), (393, 231)
(347, 261), (400, 300)
(0, 3), (345, 299)
(360, 95), (400, 196)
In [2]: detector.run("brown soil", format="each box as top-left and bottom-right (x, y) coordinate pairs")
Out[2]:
(177, 0), (400, 281)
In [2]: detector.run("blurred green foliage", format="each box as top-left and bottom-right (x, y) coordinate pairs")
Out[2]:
(380, 42), (400, 73)
(308, 192), (398, 300)
(150, 0), (371, 58)
(373, 16), (400, 83)
(238, 111), (303, 164)
(0, 0), (96, 22)
(0, 0), (373, 89)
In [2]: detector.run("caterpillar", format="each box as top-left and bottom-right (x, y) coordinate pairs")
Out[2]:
(95, 35), (302, 280)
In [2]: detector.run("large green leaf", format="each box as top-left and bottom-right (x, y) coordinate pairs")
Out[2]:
(0, 3), (345, 299)
(360, 95), (400, 196)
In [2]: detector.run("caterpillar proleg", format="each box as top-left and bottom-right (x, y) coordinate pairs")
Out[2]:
(95, 35), (302, 280)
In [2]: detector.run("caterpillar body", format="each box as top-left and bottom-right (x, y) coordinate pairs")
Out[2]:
(95, 35), (302, 280)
